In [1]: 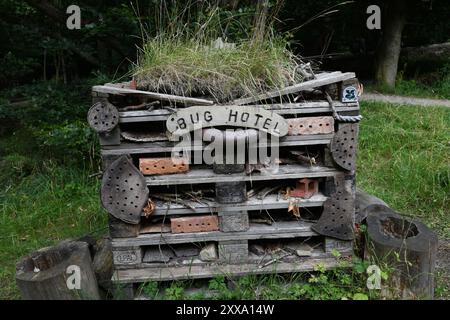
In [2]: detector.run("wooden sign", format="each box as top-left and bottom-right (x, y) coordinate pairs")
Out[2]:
(166, 105), (288, 139)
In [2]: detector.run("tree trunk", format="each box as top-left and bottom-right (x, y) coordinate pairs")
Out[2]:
(16, 240), (100, 300)
(375, 0), (407, 88)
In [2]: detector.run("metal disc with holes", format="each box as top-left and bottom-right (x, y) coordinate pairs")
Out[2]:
(330, 123), (359, 171)
(101, 155), (149, 224)
(87, 101), (119, 133)
(312, 174), (354, 240)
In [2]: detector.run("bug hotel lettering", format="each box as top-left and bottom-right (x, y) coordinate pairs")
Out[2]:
(167, 106), (288, 166)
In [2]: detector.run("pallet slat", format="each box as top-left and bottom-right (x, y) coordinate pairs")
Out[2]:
(101, 134), (334, 156)
(118, 102), (359, 123)
(112, 253), (348, 283)
(112, 221), (317, 247)
(144, 164), (340, 186)
(148, 193), (328, 216)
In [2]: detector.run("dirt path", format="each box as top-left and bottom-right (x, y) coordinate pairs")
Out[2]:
(360, 93), (450, 108)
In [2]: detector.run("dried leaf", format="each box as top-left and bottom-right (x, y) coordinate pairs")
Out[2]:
(143, 199), (156, 217)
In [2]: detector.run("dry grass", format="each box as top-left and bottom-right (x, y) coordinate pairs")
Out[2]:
(133, 1), (305, 102)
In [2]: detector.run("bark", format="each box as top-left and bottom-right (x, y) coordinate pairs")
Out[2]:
(374, 0), (407, 88)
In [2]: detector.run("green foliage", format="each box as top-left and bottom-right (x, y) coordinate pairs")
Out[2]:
(165, 282), (185, 300)
(140, 281), (160, 299)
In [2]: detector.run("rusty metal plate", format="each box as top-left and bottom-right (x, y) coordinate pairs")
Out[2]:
(287, 116), (334, 135)
(87, 101), (119, 133)
(330, 123), (358, 171)
(101, 155), (149, 224)
(312, 174), (354, 240)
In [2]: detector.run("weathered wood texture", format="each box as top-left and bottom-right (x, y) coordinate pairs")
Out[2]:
(118, 101), (359, 123)
(234, 72), (356, 105)
(148, 193), (328, 216)
(16, 241), (100, 300)
(216, 181), (247, 204)
(108, 214), (140, 238)
(112, 253), (347, 283)
(219, 240), (248, 263)
(366, 208), (438, 299)
(113, 247), (142, 267)
(218, 211), (249, 232)
(113, 221), (317, 247)
(92, 85), (214, 106)
(145, 164), (340, 186)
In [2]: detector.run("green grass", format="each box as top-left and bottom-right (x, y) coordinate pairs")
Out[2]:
(367, 66), (450, 99)
(357, 101), (450, 237)
(0, 164), (106, 299)
(0, 101), (448, 299)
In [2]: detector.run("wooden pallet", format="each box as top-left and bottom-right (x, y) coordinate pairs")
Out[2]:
(89, 71), (361, 296)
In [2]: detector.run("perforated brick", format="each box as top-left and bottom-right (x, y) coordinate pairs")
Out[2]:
(290, 178), (319, 199)
(171, 215), (219, 234)
(139, 157), (189, 175)
(287, 116), (334, 135)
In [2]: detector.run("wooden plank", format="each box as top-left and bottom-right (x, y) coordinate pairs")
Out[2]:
(218, 211), (249, 232)
(144, 164), (340, 186)
(112, 221), (317, 247)
(101, 134), (335, 156)
(112, 254), (346, 283)
(118, 102), (359, 123)
(233, 72), (356, 105)
(92, 85), (214, 106)
(148, 193), (328, 216)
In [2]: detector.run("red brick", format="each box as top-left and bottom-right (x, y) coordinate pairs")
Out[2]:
(139, 157), (189, 175)
(290, 178), (319, 199)
(287, 116), (334, 135)
(171, 216), (219, 234)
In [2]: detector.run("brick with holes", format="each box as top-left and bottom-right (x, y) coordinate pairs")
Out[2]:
(287, 116), (334, 135)
(290, 178), (319, 199)
(171, 215), (219, 234)
(139, 157), (189, 175)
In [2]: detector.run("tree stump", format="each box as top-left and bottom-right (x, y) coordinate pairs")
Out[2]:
(366, 208), (438, 299)
(16, 240), (100, 300)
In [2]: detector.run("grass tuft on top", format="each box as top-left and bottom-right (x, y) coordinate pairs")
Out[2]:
(133, 1), (304, 102)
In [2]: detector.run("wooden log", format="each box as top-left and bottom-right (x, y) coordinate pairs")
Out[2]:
(355, 189), (388, 224)
(16, 240), (100, 300)
(366, 208), (438, 299)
